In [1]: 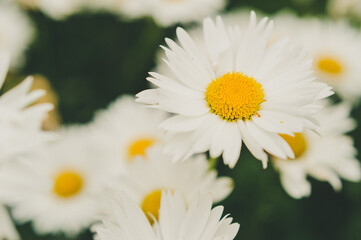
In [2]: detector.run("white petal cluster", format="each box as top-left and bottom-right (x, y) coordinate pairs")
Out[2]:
(137, 12), (333, 168)
(273, 101), (361, 199)
(0, 53), (56, 163)
(94, 191), (240, 240)
(120, 145), (233, 205)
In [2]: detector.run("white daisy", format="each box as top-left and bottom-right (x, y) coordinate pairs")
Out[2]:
(0, 2), (34, 69)
(327, 0), (361, 19)
(0, 53), (56, 163)
(272, 12), (361, 104)
(93, 95), (168, 163)
(273, 101), (361, 199)
(119, 0), (226, 27)
(93, 191), (240, 240)
(0, 205), (19, 240)
(119, 144), (233, 223)
(136, 12), (333, 168)
(0, 125), (121, 236)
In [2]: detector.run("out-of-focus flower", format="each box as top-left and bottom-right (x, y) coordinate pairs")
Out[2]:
(93, 191), (240, 240)
(119, 145), (233, 223)
(0, 125), (121, 236)
(86, 0), (226, 27)
(272, 12), (361, 105)
(0, 2), (34, 69)
(0, 53), (56, 163)
(93, 95), (168, 163)
(273, 101), (361, 199)
(136, 12), (333, 169)
(0, 205), (19, 240)
(327, 0), (361, 19)
(30, 75), (61, 131)
(14, 0), (84, 20)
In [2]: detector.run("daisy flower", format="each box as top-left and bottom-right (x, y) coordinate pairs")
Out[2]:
(93, 191), (240, 240)
(0, 53), (56, 163)
(119, 145), (233, 223)
(93, 95), (168, 163)
(272, 12), (361, 104)
(273, 101), (361, 199)
(136, 12), (333, 168)
(0, 2), (34, 69)
(0, 205), (19, 240)
(0, 125), (121, 236)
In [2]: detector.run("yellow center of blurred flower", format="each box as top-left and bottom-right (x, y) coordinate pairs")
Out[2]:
(127, 138), (156, 162)
(141, 189), (163, 224)
(205, 72), (265, 121)
(279, 133), (307, 159)
(53, 171), (83, 198)
(317, 57), (343, 75)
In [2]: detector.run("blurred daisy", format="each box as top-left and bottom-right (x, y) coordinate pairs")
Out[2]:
(137, 12), (333, 168)
(0, 125), (120, 236)
(0, 2), (34, 69)
(273, 13), (361, 104)
(93, 95), (168, 163)
(0, 205), (19, 240)
(0, 53), (56, 163)
(119, 0), (226, 27)
(120, 145), (233, 223)
(327, 0), (361, 19)
(93, 191), (240, 240)
(273, 101), (361, 199)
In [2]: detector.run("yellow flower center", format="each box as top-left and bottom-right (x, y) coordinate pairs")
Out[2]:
(127, 138), (156, 162)
(317, 57), (343, 75)
(53, 171), (83, 198)
(205, 72), (265, 122)
(279, 133), (307, 159)
(141, 189), (163, 224)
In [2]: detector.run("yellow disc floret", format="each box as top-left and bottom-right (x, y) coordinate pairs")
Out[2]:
(127, 138), (156, 162)
(205, 72), (265, 122)
(141, 189), (162, 224)
(54, 171), (83, 198)
(279, 133), (307, 159)
(317, 57), (343, 75)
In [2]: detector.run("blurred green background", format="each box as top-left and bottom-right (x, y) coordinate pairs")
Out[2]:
(11, 0), (361, 239)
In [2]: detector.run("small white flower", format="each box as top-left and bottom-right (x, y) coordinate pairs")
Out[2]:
(273, 101), (361, 199)
(93, 95), (168, 164)
(272, 12), (361, 104)
(0, 125), (120, 236)
(119, 145), (233, 223)
(93, 191), (240, 240)
(0, 53), (56, 163)
(137, 12), (333, 168)
(0, 2), (34, 69)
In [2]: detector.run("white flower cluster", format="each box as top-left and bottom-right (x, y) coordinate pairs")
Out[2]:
(0, 4), (360, 240)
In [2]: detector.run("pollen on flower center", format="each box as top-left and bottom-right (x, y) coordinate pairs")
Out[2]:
(317, 57), (343, 75)
(141, 189), (163, 224)
(127, 138), (156, 162)
(279, 133), (307, 159)
(205, 72), (265, 122)
(53, 171), (83, 198)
